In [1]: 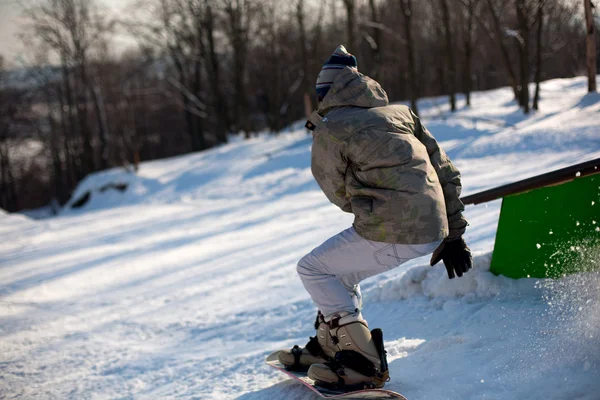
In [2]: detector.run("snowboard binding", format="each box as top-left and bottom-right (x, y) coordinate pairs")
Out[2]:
(313, 328), (390, 391)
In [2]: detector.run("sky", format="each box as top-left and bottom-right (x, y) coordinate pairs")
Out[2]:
(0, 0), (135, 67)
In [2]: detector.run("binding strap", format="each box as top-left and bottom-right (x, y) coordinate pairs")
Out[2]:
(305, 336), (329, 360)
(314, 311), (324, 330)
(335, 351), (377, 377)
(325, 350), (390, 386)
(291, 345), (303, 367)
(323, 358), (347, 387)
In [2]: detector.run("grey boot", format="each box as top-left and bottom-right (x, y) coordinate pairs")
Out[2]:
(307, 313), (389, 389)
(277, 312), (333, 371)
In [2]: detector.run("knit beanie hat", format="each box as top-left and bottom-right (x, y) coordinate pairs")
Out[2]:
(316, 45), (358, 101)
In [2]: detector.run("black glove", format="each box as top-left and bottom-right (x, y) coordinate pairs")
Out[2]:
(430, 237), (473, 279)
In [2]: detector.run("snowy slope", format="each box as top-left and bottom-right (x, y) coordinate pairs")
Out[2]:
(1, 77), (600, 400)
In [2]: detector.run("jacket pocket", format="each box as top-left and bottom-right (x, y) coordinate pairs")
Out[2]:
(374, 244), (409, 266)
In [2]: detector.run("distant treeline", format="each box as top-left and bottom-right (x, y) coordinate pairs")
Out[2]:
(0, 0), (597, 212)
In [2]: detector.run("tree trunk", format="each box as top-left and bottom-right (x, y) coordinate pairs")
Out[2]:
(205, 1), (230, 143)
(191, 0), (207, 149)
(516, 0), (530, 113)
(584, 0), (597, 92)
(91, 85), (110, 169)
(486, 0), (521, 101)
(369, 0), (382, 81)
(297, 0), (313, 117)
(266, 6), (282, 133)
(57, 91), (73, 192)
(48, 111), (67, 204)
(0, 139), (18, 211)
(192, 54), (206, 150)
(76, 81), (95, 176)
(225, 0), (250, 137)
(464, 0), (476, 107)
(400, 0), (419, 115)
(60, 53), (83, 182)
(533, 2), (543, 110)
(57, 60), (77, 189)
(343, 0), (356, 51)
(311, 0), (328, 67)
(173, 54), (201, 151)
(42, 82), (68, 204)
(435, 19), (448, 97)
(441, 0), (457, 111)
(75, 46), (98, 175)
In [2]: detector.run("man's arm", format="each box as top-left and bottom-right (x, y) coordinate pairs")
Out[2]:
(311, 132), (352, 213)
(412, 111), (468, 240)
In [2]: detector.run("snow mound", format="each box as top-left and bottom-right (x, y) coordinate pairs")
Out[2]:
(369, 253), (537, 303)
(62, 168), (139, 212)
(0, 208), (38, 261)
(0, 207), (35, 233)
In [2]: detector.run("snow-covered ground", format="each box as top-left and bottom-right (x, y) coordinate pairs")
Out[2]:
(2, 77), (600, 400)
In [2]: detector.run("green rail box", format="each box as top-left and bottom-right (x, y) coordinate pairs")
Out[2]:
(490, 174), (600, 279)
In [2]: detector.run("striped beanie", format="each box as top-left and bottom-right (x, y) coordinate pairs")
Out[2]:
(316, 45), (358, 101)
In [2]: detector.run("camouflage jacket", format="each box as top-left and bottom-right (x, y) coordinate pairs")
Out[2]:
(308, 67), (467, 244)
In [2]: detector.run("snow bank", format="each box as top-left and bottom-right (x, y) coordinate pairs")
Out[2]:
(61, 168), (139, 212)
(0, 208), (39, 263)
(369, 253), (538, 304)
(0, 207), (36, 234)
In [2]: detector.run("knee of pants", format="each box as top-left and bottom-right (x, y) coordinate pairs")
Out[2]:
(296, 253), (326, 279)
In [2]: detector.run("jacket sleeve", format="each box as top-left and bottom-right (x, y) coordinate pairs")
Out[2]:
(311, 131), (352, 213)
(412, 112), (468, 240)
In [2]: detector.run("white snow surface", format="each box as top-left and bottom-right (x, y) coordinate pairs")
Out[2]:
(2, 77), (600, 400)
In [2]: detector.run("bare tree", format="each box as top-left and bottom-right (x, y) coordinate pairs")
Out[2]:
(164, 0), (206, 151)
(204, 0), (229, 143)
(533, 0), (546, 110)
(458, 0), (479, 107)
(296, 0), (313, 118)
(29, 49), (72, 204)
(224, 0), (253, 137)
(261, 1), (284, 132)
(125, 0), (209, 151)
(584, 0), (597, 92)
(399, 0), (419, 115)
(366, 0), (383, 81)
(515, 0), (535, 113)
(483, 0), (521, 101)
(343, 0), (357, 51)
(23, 0), (115, 174)
(440, 0), (457, 111)
(0, 56), (19, 211)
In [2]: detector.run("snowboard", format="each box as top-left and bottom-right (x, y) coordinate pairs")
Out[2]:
(266, 351), (408, 399)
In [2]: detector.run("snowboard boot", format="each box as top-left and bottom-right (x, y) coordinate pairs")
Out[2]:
(307, 312), (390, 390)
(277, 311), (335, 371)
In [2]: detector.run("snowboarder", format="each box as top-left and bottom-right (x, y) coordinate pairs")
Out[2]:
(277, 45), (473, 389)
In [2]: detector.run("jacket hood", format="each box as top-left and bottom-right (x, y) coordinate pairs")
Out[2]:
(318, 67), (389, 114)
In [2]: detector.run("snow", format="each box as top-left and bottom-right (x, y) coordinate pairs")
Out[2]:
(1, 76), (600, 400)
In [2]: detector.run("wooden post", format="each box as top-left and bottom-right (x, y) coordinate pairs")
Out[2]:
(585, 0), (597, 92)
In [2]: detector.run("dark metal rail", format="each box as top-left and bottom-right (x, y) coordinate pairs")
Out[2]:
(460, 157), (600, 205)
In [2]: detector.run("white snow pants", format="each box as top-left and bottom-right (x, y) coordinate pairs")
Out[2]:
(297, 226), (441, 318)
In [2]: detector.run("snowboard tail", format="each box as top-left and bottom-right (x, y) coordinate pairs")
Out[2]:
(265, 351), (407, 399)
